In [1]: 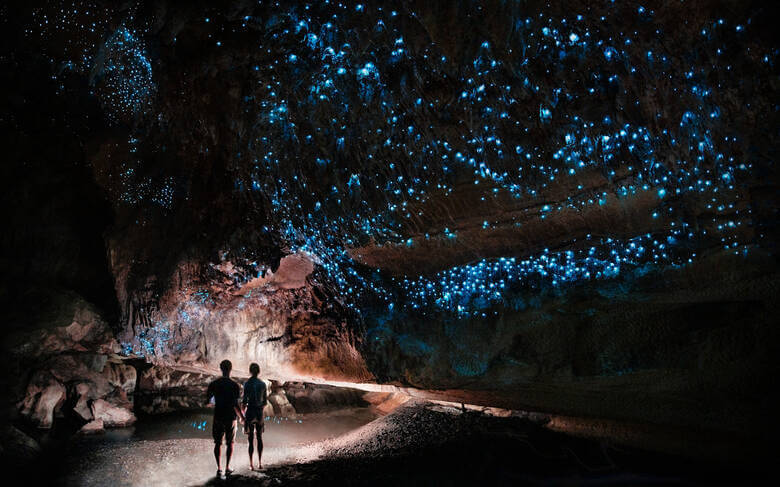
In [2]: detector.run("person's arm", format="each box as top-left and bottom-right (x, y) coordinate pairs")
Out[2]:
(261, 381), (268, 408)
(234, 383), (245, 423)
(241, 381), (248, 416)
(234, 403), (245, 423)
(205, 381), (214, 407)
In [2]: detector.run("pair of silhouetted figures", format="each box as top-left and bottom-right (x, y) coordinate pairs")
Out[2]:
(206, 359), (268, 478)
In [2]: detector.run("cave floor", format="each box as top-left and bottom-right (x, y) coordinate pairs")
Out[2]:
(44, 401), (756, 487)
(48, 407), (377, 486)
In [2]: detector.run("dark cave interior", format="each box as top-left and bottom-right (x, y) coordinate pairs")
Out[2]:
(1, 1), (778, 485)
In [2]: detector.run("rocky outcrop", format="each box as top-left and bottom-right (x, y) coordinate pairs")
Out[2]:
(137, 365), (214, 393)
(285, 382), (369, 414)
(91, 399), (135, 428)
(19, 379), (65, 429)
(4, 295), (119, 363)
(362, 392), (411, 416)
(17, 354), (137, 430)
(135, 365), (216, 414)
(3, 291), (134, 433)
(79, 419), (105, 434)
(135, 364), (373, 417)
(114, 253), (372, 384)
(72, 383), (93, 422)
(267, 392), (296, 417)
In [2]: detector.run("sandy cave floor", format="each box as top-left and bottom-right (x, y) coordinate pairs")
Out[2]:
(41, 401), (759, 487)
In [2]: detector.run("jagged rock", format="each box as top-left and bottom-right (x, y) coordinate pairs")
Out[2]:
(17, 357), (138, 429)
(363, 392), (410, 416)
(138, 366), (214, 392)
(104, 363), (137, 394)
(91, 399), (135, 427)
(136, 394), (205, 415)
(31, 381), (66, 429)
(268, 392), (296, 417)
(72, 383), (94, 422)
(263, 403), (275, 418)
(18, 370), (67, 429)
(285, 382), (368, 414)
(79, 419), (104, 434)
(135, 365), (227, 414)
(47, 355), (113, 398)
(9, 296), (120, 359)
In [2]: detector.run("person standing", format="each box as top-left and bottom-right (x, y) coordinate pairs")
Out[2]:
(242, 362), (268, 471)
(206, 359), (245, 478)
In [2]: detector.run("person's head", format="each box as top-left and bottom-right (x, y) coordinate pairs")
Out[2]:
(249, 363), (260, 377)
(219, 359), (232, 377)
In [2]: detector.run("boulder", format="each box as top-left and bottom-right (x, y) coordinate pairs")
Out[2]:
(31, 382), (66, 429)
(138, 365), (213, 392)
(48, 355), (114, 398)
(79, 419), (105, 434)
(285, 382), (368, 413)
(72, 383), (94, 422)
(91, 399), (136, 427)
(263, 403), (275, 418)
(268, 392), (296, 417)
(104, 363), (137, 394)
(363, 392), (410, 415)
(30, 297), (119, 357)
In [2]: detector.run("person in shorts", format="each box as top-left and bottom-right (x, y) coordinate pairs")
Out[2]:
(206, 359), (245, 478)
(242, 362), (268, 471)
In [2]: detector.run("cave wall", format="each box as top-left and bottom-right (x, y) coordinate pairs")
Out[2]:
(360, 250), (779, 438)
(0, 18), (142, 447)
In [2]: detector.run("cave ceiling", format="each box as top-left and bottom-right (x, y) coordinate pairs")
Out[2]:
(6, 0), (777, 391)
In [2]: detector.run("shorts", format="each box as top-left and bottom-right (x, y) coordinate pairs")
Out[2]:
(244, 418), (264, 436)
(212, 417), (237, 444)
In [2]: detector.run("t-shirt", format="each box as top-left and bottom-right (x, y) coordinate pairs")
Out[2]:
(242, 376), (267, 419)
(207, 377), (241, 422)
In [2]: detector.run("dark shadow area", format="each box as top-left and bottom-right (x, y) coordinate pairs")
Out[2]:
(195, 405), (766, 487)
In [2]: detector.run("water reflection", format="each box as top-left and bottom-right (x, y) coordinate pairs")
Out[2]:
(57, 407), (379, 486)
(118, 408), (376, 445)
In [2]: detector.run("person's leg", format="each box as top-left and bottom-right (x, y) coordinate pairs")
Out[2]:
(225, 442), (234, 470)
(212, 419), (224, 472)
(224, 420), (236, 473)
(247, 423), (256, 470)
(256, 422), (264, 469)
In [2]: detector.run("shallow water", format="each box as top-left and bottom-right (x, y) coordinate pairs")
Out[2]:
(52, 407), (377, 486)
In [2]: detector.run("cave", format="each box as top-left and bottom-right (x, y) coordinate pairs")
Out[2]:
(1, 0), (778, 485)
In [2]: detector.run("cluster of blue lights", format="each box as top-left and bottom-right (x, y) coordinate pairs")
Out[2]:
(30, 2), (773, 322)
(30, 5), (155, 122)
(121, 287), (224, 357)
(232, 2), (768, 316)
(399, 229), (698, 316)
(94, 25), (155, 120)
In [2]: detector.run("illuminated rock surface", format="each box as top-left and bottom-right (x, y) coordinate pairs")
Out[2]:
(1, 0), (778, 481)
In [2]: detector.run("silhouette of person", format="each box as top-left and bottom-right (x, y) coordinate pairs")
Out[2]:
(206, 359), (245, 478)
(242, 362), (268, 470)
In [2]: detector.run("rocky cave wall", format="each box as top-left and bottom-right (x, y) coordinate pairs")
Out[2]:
(2, 0), (779, 458)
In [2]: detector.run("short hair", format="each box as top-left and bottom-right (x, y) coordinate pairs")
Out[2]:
(249, 363), (260, 376)
(220, 359), (232, 375)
